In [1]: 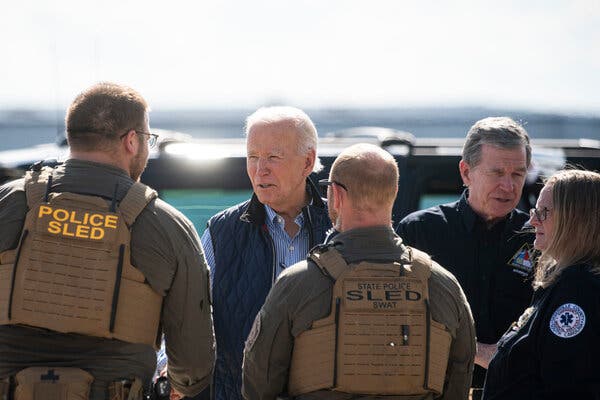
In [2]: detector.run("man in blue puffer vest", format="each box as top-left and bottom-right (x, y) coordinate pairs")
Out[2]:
(201, 106), (332, 400)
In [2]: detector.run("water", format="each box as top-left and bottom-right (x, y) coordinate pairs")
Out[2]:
(1, 107), (599, 152)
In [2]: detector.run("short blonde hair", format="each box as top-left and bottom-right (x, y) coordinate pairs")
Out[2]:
(330, 143), (399, 212)
(534, 169), (600, 288)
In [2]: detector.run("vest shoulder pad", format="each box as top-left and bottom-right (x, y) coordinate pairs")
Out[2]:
(23, 166), (55, 209)
(406, 246), (432, 281)
(308, 244), (348, 281)
(119, 182), (158, 226)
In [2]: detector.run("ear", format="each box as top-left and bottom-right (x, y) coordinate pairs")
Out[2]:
(331, 182), (345, 210)
(121, 130), (139, 155)
(459, 159), (472, 187)
(303, 149), (316, 176)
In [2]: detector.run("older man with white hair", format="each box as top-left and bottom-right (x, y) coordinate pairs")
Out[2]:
(201, 106), (332, 400)
(242, 143), (475, 400)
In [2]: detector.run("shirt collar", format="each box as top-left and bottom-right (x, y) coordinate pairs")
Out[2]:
(459, 188), (516, 234)
(264, 204), (305, 229)
(241, 177), (323, 227)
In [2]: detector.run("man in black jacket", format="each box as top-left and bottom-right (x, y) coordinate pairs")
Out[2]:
(396, 117), (535, 398)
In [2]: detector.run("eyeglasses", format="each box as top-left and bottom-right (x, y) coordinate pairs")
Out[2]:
(318, 179), (348, 196)
(530, 206), (551, 223)
(120, 130), (159, 148)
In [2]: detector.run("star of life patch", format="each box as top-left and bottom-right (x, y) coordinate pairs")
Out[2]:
(549, 303), (586, 338)
(508, 243), (535, 276)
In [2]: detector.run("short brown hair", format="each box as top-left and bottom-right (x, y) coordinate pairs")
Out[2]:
(331, 143), (399, 212)
(534, 169), (600, 288)
(66, 82), (148, 151)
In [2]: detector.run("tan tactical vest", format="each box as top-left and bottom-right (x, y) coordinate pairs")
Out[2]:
(0, 167), (163, 348)
(288, 245), (452, 397)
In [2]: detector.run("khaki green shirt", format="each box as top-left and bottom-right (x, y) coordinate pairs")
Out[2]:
(0, 160), (215, 399)
(242, 226), (475, 400)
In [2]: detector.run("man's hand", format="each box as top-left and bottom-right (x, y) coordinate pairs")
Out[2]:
(158, 364), (182, 400)
(170, 388), (184, 400)
(475, 341), (498, 369)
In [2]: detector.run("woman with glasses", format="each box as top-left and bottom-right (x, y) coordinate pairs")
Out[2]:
(483, 169), (600, 399)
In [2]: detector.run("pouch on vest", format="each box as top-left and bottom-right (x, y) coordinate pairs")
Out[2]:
(0, 168), (163, 348)
(288, 246), (452, 397)
(108, 378), (143, 400)
(14, 367), (93, 400)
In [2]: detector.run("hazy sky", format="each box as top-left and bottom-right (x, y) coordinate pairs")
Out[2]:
(1, 0), (599, 113)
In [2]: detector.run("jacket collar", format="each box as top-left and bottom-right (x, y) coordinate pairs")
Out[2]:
(457, 189), (478, 232)
(239, 176), (326, 226)
(331, 226), (407, 264)
(458, 188), (520, 236)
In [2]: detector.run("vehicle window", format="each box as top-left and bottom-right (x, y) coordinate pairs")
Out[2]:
(419, 194), (460, 210)
(160, 189), (253, 231)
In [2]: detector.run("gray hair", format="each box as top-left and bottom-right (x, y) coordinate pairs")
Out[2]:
(245, 106), (323, 173)
(462, 117), (532, 167)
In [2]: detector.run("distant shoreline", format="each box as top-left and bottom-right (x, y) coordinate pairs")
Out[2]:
(2, 107), (599, 152)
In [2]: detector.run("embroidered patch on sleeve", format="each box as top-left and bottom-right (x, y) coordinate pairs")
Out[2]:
(549, 303), (586, 338)
(245, 312), (262, 351)
(508, 243), (535, 276)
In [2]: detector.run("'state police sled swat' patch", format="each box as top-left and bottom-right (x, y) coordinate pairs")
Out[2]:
(549, 303), (586, 338)
(507, 243), (535, 276)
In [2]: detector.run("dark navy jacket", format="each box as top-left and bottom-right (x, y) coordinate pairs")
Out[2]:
(396, 190), (535, 388)
(207, 178), (331, 400)
(483, 264), (600, 399)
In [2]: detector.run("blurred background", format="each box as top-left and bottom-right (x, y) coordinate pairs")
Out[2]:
(1, 0), (599, 150)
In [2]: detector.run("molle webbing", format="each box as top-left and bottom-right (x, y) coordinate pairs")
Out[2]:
(14, 367), (93, 400)
(0, 168), (163, 348)
(288, 246), (451, 397)
(24, 168), (54, 210)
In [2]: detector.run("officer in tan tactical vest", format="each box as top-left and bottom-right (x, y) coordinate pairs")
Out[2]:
(242, 143), (476, 400)
(0, 83), (215, 400)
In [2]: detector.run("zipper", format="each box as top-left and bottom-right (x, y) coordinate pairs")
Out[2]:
(302, 206), (315, 247)
(262, 224), (277, 285)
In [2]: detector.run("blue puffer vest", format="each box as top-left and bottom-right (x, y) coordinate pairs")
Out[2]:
(208, 178), (331, 400)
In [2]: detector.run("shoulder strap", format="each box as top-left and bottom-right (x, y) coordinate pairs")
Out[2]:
(407, 246), (432, 281)
(308, 245), (348, 281)
(23, 167), (54, 209)
(118, 182), (158, 227)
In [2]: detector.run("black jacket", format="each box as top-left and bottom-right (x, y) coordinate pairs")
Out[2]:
(396, 191), (535, 387)
(483, 264), (600, 399)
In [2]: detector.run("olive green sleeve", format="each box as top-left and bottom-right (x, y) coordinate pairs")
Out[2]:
(242, 283), (294, 400)
(132, 201), (215, 397)
(164, 247), (215, 396)
(442, 285), (476, 400)
(0, 179), (27, 252)
(242, 261), (332, 400)
(164, 217), (215, 397)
